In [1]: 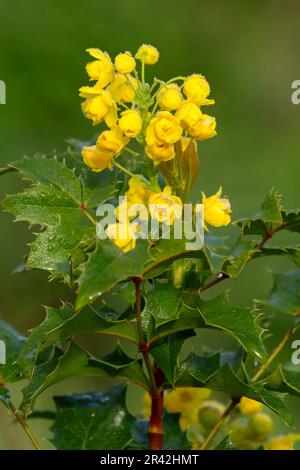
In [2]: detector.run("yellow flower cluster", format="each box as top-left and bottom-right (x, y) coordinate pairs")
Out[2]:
(79, 44), (232, 251)
(79, 44), (216, 171)
(105, 177), (183, 251)
(144, 391), (299, 451)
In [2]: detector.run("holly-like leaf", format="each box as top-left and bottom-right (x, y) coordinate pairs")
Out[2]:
(150, 331), (194, 385)
(235, 188), (283, 235)
(196, 293), (266, 361)
(142, 282), (183, 328)
(257, 269), (300, 315)
(147, 303), (204, 344)
(176, 354), (291, 424)
(256, 246), (300, 267)
(0, 320), (25, 383)
(131, 412), (190, 450)
(3, 184), (83, 225)
(51, 385), (134, 450)
(43, 305), (139, 347)
(21, 343), (148, 416)
(281, 208), (300, 234)
(17, 304), (74, 379)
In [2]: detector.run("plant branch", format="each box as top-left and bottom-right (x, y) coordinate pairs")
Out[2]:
(252, 314), (300, 381)
(9, 402), (42, 450)
(132, 276), (164, 450)
(132, 277), (157, 392)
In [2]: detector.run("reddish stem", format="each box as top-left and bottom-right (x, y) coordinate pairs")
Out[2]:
(148, 388), (164, 450)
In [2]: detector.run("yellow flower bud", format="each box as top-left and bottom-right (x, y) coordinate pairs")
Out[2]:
(202, 187), (232, 228)
(149, 186), (183, 224)
(80, 88), (117, 126)
(114, 52), (136, 74)
(146, 142), (175, 165)
(106, 222), (136, 252)
(188, 114), (217, 140)
(198, 400), (226, 430)
(249, 413), (273, 440)
(108, 74), (138, 103)
(265, 434), (300, 450)
(175, 101), (203, 129)
(146, 111), (182, 146)
(85, 48), (114, 88)
(157, 84), (182, 111)
(118, 109), (142, 137)
(96, 127), (127, 155)
(183, 74), (214, 106)
(82, 145), (114, 173)
(240, 397), (263, 416)
(135, 44), (159, 64)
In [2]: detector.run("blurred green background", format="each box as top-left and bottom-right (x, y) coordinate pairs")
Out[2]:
(0, 0), (299, 449)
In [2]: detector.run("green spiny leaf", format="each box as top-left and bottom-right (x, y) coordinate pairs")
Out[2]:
(51, 385), (134, 450)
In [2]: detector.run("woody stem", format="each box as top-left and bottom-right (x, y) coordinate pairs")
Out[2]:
(132, 276), (164, 450)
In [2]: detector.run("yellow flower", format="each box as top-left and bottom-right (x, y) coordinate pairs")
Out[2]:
(135, 44), (159, 64)
(96, 127), (127, 155)
(188, 114), (217, 140)
(146, 141), (175, 165)
(183, 74), (214, 106)
(108, 74), (138, 103)
(202, 187), (232, 228)
(106, 222), (136, 252)
(157, 84), (182, 111)
(175, 101), (203, 129)
(126, 176), (151, 204)
(85, 48), (114, 88)
(164, 388), (211, 414)
(198, 400), (226, 431)
(265, 434), (300, 450)
(82, 145), (114, 173)
(115, 176), (151, 222)
(80, 88), (117, 126)
(240, 397), (263, 416)
(115, 52), (136, 74)
(118, 109), (142, 137)
(146, 111), (182, 146)
(149, 186), (183, 224)
(165, 388), (212, 430)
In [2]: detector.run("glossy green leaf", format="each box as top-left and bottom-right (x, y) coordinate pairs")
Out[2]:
(176, 354), (291, 425)
(18, 304), (74, 378)
(51, 385), (134, 450)
(196, 293), (266, 361)
(0, 320), (25, 383)
(258, 269), (300, 315)
(150, 331), (194, 385)
(142, 282), (183, 328)
(21, 343), (148, 416)
(235, 188), (283, 235)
